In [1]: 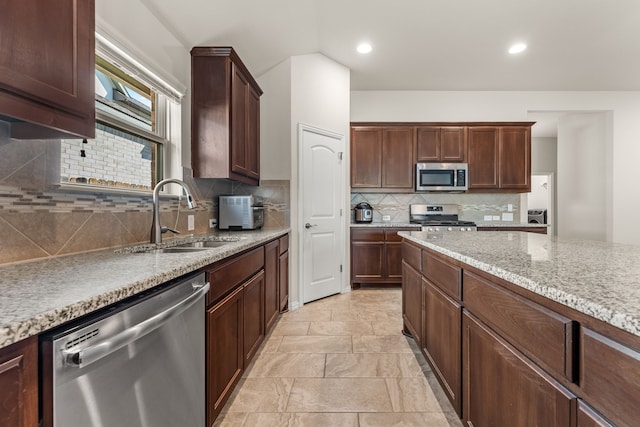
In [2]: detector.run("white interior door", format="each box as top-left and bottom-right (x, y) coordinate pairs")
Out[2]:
(299, 124), (344, 303)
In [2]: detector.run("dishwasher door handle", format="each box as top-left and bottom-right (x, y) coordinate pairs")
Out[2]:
(63, 281), (210, 368)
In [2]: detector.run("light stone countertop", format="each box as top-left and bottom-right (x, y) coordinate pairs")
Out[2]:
(0, 228), (289, 349)
(399, 230), (640, 337)
(476, 222), (550, 228)
(350, 222), (421, 228)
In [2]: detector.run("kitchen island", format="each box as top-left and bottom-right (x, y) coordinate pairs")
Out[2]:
(399, 230), (640, 427)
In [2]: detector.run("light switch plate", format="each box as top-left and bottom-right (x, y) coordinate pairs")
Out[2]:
(382, 215), (391, 221)
(187, 215), (195, 231)
(492, 215), (500, 221)
(502, 213), (514, 221)
(508, 204), (513, 212)
(484, 215), (493, 221)
(209, 219), (216, 228)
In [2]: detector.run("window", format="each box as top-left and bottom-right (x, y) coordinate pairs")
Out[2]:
(60, 34), (184, 192)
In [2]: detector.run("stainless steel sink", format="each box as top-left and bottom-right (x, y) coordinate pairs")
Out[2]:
(175, 240), (233, 248)
(150, 247), (214, 254)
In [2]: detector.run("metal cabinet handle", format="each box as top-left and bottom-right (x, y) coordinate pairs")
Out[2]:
(62, 282), (210, 368)
(305, 223), (318, 229)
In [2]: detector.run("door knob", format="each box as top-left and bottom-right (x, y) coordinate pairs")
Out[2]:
(305, 223), (318, 229)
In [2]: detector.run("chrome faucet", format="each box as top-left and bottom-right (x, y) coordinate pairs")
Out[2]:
(150, 178), (197, 244)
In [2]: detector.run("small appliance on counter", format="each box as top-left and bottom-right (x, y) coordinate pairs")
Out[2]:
(354, 202), (373, 223)
(218, 195), (264, 230)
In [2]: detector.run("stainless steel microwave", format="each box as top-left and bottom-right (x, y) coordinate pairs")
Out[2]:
(415, 163), (468, 192)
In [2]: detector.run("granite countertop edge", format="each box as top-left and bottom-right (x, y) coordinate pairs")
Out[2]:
(350, 222), (421, 228)
(0, 228), (290, 350)
(399, 231), (640, 338)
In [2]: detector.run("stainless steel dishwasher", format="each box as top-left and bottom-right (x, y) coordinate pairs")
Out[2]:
(40, 271), (209, 427)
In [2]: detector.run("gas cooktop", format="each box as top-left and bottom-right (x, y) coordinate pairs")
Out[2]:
(409, 204), (477, 232)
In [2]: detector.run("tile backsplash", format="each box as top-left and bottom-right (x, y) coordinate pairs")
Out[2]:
(0, 122), (289, 265)
(350, 192), (521, 224)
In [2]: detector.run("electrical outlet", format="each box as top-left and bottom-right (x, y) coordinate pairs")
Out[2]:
(502, 213), (514, 221)
(382, 215), (391, 221)
(187, 215), (195, 231)
(209, 218), (217, 228)
(484, 215), (493, 221)
(492, 215), (500, 221)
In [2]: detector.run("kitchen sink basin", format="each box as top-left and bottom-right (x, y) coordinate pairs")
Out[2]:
(175, 240), (234, 248)
(150, 247), (214, 254)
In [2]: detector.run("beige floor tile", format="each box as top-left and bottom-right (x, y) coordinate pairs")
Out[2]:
(372, 317), (405, 335)
(359, 412), (451, 427)
(243, 412), (359, 427)
(280, 308), (333, 322)
(308, 320), (374, 336)
(352, 335), (414, 353)
(331, 308), (400, 322)
(325, 353), (423, 378)
(244, 353), (326, 378)
(278, 335), (353, 353)
(270, 321), (310, 336)
(224, 378), (294, 413)
(212, 412), (247, 427)
(286, 378), (393, 412)
(385, 377), (444, 412)
(260, 334), (283, 353)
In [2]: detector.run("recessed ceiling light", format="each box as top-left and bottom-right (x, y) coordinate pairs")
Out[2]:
(357, 43), (372, 54)
(508, 43), (527, 54)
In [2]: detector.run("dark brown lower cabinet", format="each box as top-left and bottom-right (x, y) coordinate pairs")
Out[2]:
(264, 240), (280, 331)
(206, 286), (244, 426)
(278, 235), (289, 312)
(463, 311), (575, 427)
(401, 260), (422, 346)
(577, 400), (615, 427)
(423, 280), (462, 416)
(242, 271), (265, 365)
(0, 336), (38, 427)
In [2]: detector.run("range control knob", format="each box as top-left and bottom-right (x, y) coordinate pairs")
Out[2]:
(447, 227), (453, 231)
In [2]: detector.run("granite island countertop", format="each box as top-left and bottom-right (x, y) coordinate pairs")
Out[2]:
(399, 230), (640, 337)
(475, 222), (550, 228)
(0, 228), (289, 349)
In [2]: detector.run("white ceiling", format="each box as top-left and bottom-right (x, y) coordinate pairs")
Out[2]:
(141, 0), (640, 135)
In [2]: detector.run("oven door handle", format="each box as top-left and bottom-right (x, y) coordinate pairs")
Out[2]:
(62, 281), (210, 368)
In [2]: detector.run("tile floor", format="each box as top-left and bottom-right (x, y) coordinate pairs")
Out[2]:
(214, 288), (464, 427)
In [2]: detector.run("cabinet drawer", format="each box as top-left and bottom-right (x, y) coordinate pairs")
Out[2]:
(278, 234), (289, 254)
(351, 228), (385, 241)
(422, 251), (461, 301)
(580, 328), (640, 427)
(385, 228), (415, 242)
(401, 241), (421, 272)
(463, 271), (575, 381)
(206, 246), (265, 306)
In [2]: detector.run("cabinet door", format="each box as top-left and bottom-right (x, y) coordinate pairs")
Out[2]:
(351, 242), (384, 281)
(246, 84), (261, 181)
(381, 127), (415, 189)
(463, 312), (575, 427)
(467, 127), (499, 189)
(385, 242), (404, 280)
(580, 328), (640, 427)
(440, 127), (467, 162)
(402, 261), (422, 346)
(207, 286), (244, 426)
(264, 240), (280, 333)
(416, 127), (440, 161)
(423, 281), (462, 415)
(499, 127), (530, 191)
(0, 0), (95, 138)
(0, 337), (38, 427)
(351, 127), (382, 188)
(279, 248), (289, 313)
(243, 270), (265, 365)
(230, 63), (249, 178)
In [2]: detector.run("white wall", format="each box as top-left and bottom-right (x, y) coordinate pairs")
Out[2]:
(532, 137), (557, 175)
(259, 53), (350, 308)
(557, 113), (611, 241)
(351, 91), (640, 244)
(258, 59), (292, 180)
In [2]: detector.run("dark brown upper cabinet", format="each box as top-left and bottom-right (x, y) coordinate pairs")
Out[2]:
(191, 47), (262, 186)
(0, 0), (95, 139)
(416, 126), (467, 162)
(350, 126), (415, 192)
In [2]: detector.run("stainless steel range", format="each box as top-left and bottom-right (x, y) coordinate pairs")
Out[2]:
(410, 204), (477, 232)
